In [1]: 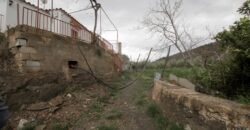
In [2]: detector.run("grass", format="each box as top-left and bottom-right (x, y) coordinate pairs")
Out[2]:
(21, 121), (38, 130)
(146, 103), (162, 118)
(0, 33), (5, 43)
(146, 103), (183, 130)
(136, 95), (148, 106)
(128, 69), (184, 130)
(142, 66), (204, 81)
(90, 101), (104, 113)
(106, 110), (123, 120)
(21, 126), (35, 130)
(97, 125), (118, 130)
(236, 95), (250, 105)
(51, 123), (68, 130)
(146, 103), (168, 130)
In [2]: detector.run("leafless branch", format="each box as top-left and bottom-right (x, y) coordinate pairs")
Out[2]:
(143, 0), (213, 67)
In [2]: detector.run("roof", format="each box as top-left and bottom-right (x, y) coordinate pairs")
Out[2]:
(19, 0), (49, 13)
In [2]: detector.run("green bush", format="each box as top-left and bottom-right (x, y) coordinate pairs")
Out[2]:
(199, 1), (250, 101)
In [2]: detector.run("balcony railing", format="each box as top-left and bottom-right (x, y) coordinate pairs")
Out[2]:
(18, 7), (116, 54)
(20, 7), (92, 43)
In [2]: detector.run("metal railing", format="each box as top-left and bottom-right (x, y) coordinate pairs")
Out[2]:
(0, 14), (4, 32)
(20, 7), (92, 43)
(98, 36), (114, 53)
(18, 7), (116, 54)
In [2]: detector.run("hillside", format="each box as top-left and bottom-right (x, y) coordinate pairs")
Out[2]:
(154, 42), (222, 67)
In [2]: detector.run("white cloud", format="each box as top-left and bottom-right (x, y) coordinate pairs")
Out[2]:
(26, 0), (245, 61)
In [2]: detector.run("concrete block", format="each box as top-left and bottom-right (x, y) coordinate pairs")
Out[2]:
(19, 47), (37, 54)
(178, 78), (195, 91)
(25, 60), (41, 72)
(26, 60), (40, 67)
(154, 72), (161, 80)
(169, 74), (178, 81)
(16, 38), (27, 47)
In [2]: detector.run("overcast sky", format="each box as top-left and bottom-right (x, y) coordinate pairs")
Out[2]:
(27, 0), (245, 61)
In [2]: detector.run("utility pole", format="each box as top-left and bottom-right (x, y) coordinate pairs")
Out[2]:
(89, 0), (101, 44)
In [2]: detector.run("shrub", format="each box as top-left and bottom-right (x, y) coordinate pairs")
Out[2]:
(202, 1), (250, 100)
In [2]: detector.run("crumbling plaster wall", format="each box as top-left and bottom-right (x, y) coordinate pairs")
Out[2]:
(152, 80), (250, 130)
(6, 26), (119, 77)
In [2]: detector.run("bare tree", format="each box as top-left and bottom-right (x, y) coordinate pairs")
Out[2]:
(143, 0), (185, 56)
(143, 0), (212, 66)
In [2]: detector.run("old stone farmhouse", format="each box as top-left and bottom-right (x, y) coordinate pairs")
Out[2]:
(0, 0), (122, 76)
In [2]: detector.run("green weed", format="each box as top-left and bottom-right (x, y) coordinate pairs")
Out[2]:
(106, 110), (123, 120)
(146, 103), (183, 130)
(236, 95), (250, 104)
(21, 126), (35, 130)
(97, 125), (118, 130)
(51, 123), (68, 130)
(90, 102), (104, 113)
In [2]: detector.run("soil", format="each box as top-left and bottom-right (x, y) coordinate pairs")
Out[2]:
(1, 72), (156, 130)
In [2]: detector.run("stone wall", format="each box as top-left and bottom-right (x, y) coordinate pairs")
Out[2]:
(152, 80), (250, 130)
(5, 25), (121, 77)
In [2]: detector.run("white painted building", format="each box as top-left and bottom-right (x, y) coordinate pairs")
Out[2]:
(0, 0), (92, 43)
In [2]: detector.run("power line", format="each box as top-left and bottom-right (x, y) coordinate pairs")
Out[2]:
(69, 3), (92, 14)
(76, 41), (153, 90)
(69, 7), (93, 14)
(100, 7), (119, 44)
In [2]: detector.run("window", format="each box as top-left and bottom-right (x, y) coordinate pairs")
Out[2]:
(71, 29), (78, 39)
(68, 61), (78, 69)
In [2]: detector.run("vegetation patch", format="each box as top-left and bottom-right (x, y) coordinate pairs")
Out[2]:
(50, 123), (69, 130)
(90, 101), (104, 113)
(96, 48), (102, 57)
(97, 125), (118, 130)
(105, 110), (123, 120)
(21, 125), (35, 130)
(146, 103), (183, 130)
(236, 95), (250, 105)
(0, 33), (5, 43)
(21, 121), (39, 130)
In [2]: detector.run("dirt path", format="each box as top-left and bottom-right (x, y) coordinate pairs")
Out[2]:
(4, 73), (157, 130)
(73, 77), (156, 130)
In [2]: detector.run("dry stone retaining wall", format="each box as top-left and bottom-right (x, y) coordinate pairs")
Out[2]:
(152, 80), (250, 130)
